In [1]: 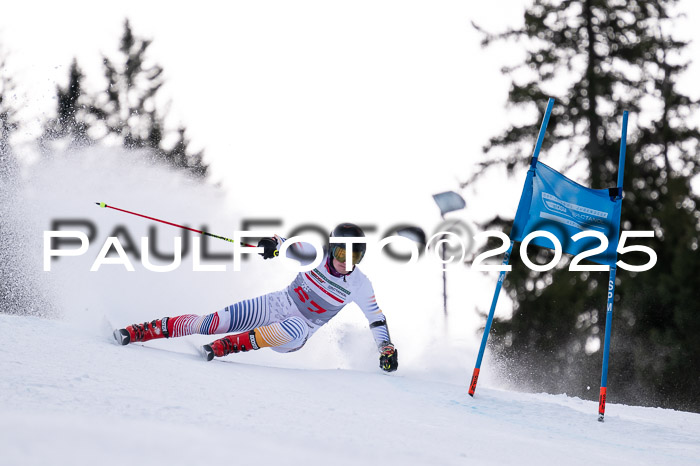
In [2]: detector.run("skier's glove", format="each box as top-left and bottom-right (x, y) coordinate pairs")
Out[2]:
(379, 343), (398, 372)
(257, 237), (279, 259)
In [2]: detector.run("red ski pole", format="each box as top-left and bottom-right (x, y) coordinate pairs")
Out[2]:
(95, 202), (256, 247)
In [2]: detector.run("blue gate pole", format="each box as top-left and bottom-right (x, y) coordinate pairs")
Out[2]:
(598, 111), (628, 422)
(598, 266), (617, 421)
(469, 98), (555, 397)
(469, 241), (513, 396)
(616, 111), (628, 189)
(530, 98), (555, 168)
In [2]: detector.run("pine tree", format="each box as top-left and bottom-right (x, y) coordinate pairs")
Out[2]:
(90, 19), (207, 178)
(472, 0), (700, 411)
(40, 58), (93, 152)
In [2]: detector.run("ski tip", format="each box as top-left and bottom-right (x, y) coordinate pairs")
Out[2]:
(202, 344), (215, 362)
(113, 328), (131, 346)
(96, 202), (107, 208)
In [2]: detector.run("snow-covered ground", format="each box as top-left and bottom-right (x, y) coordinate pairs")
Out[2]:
(2, 149), (699, 465)
(1, 313), (699, 466)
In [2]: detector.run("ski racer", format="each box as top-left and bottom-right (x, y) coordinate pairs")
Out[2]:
(113, 223), (399, 372)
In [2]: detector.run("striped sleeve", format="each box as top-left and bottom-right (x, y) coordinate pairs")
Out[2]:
(355, 278), (392, 350)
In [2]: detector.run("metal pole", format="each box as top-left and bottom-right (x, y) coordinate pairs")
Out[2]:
(442, 241), (448, 318)
(469, 99), (554, 397)
(469, 241), (514, 396)
(598, 110), (628, 422)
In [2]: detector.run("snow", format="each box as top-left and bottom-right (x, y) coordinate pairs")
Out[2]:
(2, 149), (699, 465)
(1, 314), (699, 466)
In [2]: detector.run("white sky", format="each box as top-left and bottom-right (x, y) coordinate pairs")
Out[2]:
(0, 2), (533, 227)
(2, 1), (699, 342)
(3, 1), (699, 224)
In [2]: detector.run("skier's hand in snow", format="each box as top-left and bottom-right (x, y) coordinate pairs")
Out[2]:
(257, 236), (279, 259)
(379, 343), (398, 372)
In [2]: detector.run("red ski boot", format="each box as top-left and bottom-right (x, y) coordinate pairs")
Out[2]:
(203, 331), (259, 361)
(113, 318), (170, 345)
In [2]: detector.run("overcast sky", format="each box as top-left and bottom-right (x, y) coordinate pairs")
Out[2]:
(1, 2), (508, 215)
(2, 0), (699, 234)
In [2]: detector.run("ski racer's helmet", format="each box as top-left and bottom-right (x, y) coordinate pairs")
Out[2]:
(329, 223), (366, 264)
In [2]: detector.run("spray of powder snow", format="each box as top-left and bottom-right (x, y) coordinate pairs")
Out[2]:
(10, 146), (504, 386)
(0, 149), (56, 318)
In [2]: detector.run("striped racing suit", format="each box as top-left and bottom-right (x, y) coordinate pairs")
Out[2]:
(167, 241), (391, 353)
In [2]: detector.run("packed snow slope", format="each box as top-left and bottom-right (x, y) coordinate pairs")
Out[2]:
(1, 314), (699, 466)
(4, 150), (699, 465)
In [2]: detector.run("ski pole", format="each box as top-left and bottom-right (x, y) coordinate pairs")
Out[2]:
(95, 202), (256, 247)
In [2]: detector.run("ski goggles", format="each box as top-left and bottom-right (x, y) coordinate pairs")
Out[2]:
(330, 245), (365, 264)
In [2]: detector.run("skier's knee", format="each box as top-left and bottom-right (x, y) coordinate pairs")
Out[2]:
(258, 316), (309, 352)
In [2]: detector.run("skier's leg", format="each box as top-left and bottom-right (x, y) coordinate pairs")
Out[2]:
(254, 316), (309, 352)
(114, 295), (274, 345)
(167, 295), (271, 337)
(268, 307), (321, 353)
(204, 316), (309, 360)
